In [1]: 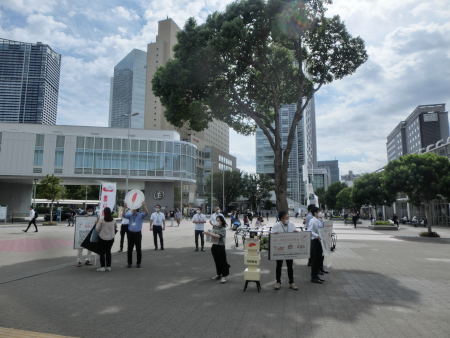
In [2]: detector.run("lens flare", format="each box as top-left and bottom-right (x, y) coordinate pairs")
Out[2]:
(275, 1), (310, 38)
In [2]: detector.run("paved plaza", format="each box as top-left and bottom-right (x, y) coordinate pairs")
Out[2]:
(1, 217), (450, 338)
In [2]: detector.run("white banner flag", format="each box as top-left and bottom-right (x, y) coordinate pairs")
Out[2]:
(314, 194), (319, 207)
(100, 182), (117, 217)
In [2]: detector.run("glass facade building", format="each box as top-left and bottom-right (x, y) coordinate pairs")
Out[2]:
(0, 38), (61, 124)
(256, 100), (317, 204)
(109, 49), (146, 129)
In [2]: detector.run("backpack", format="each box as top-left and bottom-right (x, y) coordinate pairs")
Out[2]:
(34, 211), (38, 219)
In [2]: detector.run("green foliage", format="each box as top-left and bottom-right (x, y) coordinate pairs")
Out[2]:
(152, 0), (367, 211)
(263, 199), (274, 210)
(323, 182), (347, 210)
(242, 173), (275, 211)
(371, 221), (394, 226)
(205, 170), (246, 210)
(260, 236), (269, 251)
(315, 187), (325, 208)
(38, 174), (65, 218)
(382, 153), (450, 234)
(335, 187), (353, 210)
(352, 173), (396, 211)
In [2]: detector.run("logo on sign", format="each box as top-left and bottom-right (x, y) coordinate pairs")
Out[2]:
(103, 185), (114, 192)
(192, 138), (199, 142)
(153, 190), (165, 200)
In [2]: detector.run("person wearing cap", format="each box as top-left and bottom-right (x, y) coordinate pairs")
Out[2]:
(122, 201), (149, 268)
(271, 210), (299, 291)
(76, 205), (96, 267)
(307, 206), (325, 284)
(118, 205), (132, 252)
(150, 204), (165, 250)
(209, 206), (224, 229)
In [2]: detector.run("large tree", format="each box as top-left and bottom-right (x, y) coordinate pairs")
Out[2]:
(38, 174), (66, 219)
(152, 0), (368, 211)
(205, 170), (246, 212)
(335, 187), (353, 211)
(323, 181), (347, 210)
(242, 173), (275, 211)
(382, 153), (450, 234)
(352, 172), (396, 218)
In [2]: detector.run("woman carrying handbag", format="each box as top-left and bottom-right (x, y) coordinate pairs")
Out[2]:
(95, 207), (117, 272)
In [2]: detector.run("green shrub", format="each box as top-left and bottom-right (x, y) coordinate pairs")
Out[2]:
(371, 221), (394, 226)
(419, 231), (440, 238)
(112, 214), (118, 218)
(260, 237), (269, 251)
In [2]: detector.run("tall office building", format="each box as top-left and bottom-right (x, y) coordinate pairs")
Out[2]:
(0, 38), (61, 124)
(386, 104), (449, 161)
(317, 160), (339, 184)
(144, 18), (229, 153)
(256, 99), (317, 204)
(108, 49), (146, 128)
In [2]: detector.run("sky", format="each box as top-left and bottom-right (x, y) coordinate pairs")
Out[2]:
(1, 0), (449, 176)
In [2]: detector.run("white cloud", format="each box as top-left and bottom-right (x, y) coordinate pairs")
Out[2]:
(0, 0), (56, 15)
(118, 27), (127, 34)
(111, 6), (140, 21)
(341, 148), (362, 156)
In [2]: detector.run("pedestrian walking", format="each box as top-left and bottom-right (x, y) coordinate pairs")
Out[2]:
(266, 211), (269, 221)
(352, 212), (358, 228)
(122, 201), (149, 268)
(378, 211), (383, 221)
(271, 210), (299, 291)
(209, 206), (224, 229)
(192, 206), (206, 252)
(307, 206), (325, 284)
(275, 210), (279, 222)
(392, 213), (399, 227)
(175, 208), (181, 226)
(23, 206), (38, 233)
(344, 212), (348, 225)
(76, 205), (96, 267)
(118, 206), (131, 252)
(95, 207), (117, 272)
(150, 204), (165, 250)
(68, 207), (76, 227)
(204, 215), (230, 283)
(169, 207), (175, 226)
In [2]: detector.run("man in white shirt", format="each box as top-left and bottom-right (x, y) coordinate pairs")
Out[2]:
(271, 210), (299, 291)
(23, 206), (38, 233)
(119, 206), (131, 252)
(193, 206), (207, 251)
(209, 206), (224, 228)
(150, 204), (166, 250)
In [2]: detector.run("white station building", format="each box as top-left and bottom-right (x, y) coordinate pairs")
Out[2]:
(0, 122), (197, 216)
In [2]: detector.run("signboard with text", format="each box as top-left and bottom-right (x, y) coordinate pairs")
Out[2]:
(268, 232), (311, 260)
(74, 216), (96, 249)
(100, 182), (117, 217)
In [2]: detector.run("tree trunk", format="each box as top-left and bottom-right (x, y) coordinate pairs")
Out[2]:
(424, 201), (432, 234)
(273, 151), (289, 212)
(50, 201), (54, 223)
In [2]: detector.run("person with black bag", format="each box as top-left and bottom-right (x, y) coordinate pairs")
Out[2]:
(95, 207), (117, 272)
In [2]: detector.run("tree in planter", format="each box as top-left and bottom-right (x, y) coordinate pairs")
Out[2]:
(204, 170), (246, 212)
(38, 174), (65, 222)
(382, 153), (450, 235)
(242, 173), (274, 212)
(323, 182), (347, 210)
(152, 0), (368, 211)
(315, 187), (325, 209)
(352, 172), (396, 220)
(335, 187), (353, 212)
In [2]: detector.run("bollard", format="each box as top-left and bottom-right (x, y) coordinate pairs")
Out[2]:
(243, 238), (261, 292)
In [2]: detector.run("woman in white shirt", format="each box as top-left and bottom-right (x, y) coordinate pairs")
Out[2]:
(307, 207), (324, 284)
(271, 211), (299, 291)
(95, 207), (117, 272)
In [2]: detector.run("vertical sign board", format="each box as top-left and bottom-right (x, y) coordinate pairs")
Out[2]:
(74, 216), (96, 249)
(320, 220), (333, 254)
(100, 183), (117, 217)
(0, 206), (7, 223)
(269, 232), (311, 260)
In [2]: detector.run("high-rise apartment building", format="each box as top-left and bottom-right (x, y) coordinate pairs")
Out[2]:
(108, 49), (146, 128)
(386, 104), (449, 161)
(256, 100), (317, 204)
(0, 38), (61, 124)
(144, 18), (229, 154)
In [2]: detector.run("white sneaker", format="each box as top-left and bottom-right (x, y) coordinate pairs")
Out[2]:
(221, 277), (227, 283)
(97, 267), (105, 272)
(212, 275), (221, 280)
(105, 267), (111, 272)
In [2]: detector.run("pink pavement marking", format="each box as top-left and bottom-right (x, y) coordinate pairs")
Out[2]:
(0, 238), (74, 252)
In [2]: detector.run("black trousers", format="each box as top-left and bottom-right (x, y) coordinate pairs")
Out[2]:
(127, 231), (142, 264)
(25, 218), (37, 232)
(99, 237), (114, 267)
(119, 224), (128, 250)
(211, 244), (230, 277)
(276, 260), (294, 284)
(195, 230), (204, 249)
(311, 239), (323, 278)
(153, 225), (163, 248)
(353, 219), (357, 227)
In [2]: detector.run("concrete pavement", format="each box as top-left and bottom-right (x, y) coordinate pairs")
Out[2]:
(0, 216), (449, 337)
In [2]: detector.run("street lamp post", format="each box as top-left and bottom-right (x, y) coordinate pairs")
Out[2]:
(122, 112), (139, 194)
